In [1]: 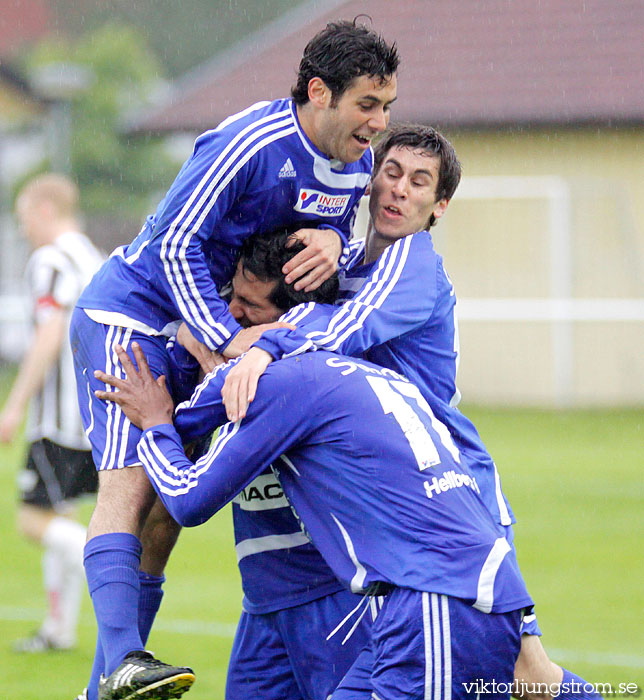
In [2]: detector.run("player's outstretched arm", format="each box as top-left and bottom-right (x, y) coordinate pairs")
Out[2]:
(220, 321), (295, 359)
(220, 347), (274, 422)
(175, 322), (225, 374)
(94, 343), (315, 527)
(0, 309), (67, 442)
(143, 360), (312, 527)
(283, 228), (342, 292)
(220, 303), (336, 421)
(258, 232), (439, 362)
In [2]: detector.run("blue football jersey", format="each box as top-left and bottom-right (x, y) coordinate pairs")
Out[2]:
(254, 231), (515, 528)
(231, 302), (347, 613)
(230, 467), (344, 614)
(165, 313), (344, 614)
(77, 99), (371, 351)
(139, 352), (532, 614)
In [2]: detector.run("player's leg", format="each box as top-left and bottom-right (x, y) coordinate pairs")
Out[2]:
(14, 440), (88, 652)
(135, 433), (215, 646)
(85, 465), (157, 653)
(370, 588), (522, 700)
(14, 502), (82, 651)
(53, 447), (99, 652)
(505, 525), (602, 698)
(71, 310), (193, 700)
(226, 610), (304, 700)
(514, 633), (604, 700)
(138, 498), (182, 645)
(134, 432), (211, 648)
(278, 589), (373, 700)
(84, 458), (192, 700)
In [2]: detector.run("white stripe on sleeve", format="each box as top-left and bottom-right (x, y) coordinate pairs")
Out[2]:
(160, 111), (295, 348)
(306, 236), (412, 352)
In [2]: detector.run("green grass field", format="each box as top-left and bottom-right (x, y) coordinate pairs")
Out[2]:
(0, 366), (642, 698)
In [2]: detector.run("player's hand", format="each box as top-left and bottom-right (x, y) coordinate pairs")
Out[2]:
(283, 228), (341, 292)
(221, 347), (273, 422)
(176, 322), (225, 374)
(94, 343), (174, 431)
(0, 406), (21, 443)
(222, 322), (295, 359)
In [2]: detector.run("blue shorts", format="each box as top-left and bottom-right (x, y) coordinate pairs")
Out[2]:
(226, 589), (373, 700)
(333, 589), (523, 700)
(70, 308), (191, 471)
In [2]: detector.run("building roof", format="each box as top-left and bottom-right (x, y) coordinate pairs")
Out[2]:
(0, 0), (53, 57)
(128, 0), (644, 134)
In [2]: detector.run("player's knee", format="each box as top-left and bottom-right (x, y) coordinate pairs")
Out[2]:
(16, 503), (55, 542)
(90, 467), (158, 537)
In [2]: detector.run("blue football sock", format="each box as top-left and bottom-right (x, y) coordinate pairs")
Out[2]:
(84, 533), (144, 676)
(86, 572), (164, 698)
(87, 634), (103, 700)
(138, 571), (165, 645)
(558, 668), (604, 699)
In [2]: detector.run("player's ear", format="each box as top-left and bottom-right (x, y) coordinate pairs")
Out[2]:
(431, 198), (449, 222)
(308, 77), (332, 109)
(365, 182), (372, 196)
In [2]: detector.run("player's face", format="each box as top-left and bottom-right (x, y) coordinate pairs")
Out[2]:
(228, 262), (283, 328)
(315, 74), (397, 164)
(15, 194), (45, 246)
(368, 146), (448, 241)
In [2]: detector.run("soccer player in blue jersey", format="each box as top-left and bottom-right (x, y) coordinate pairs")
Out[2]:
(94, 341), (534, 700)
(70, 19), (399, 700)
(222, 124), (603, 700)
(166, 229), (374, 700)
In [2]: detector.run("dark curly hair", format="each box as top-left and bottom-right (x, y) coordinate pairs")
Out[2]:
(291, 18), (399, 106)
(239, 226), (339, 311)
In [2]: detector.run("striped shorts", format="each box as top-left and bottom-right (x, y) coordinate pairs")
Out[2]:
(70, 308), (192, 471)
(334, 588), (523, 700)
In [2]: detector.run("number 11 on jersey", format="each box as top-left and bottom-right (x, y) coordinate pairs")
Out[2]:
(366, 376), (460, 471)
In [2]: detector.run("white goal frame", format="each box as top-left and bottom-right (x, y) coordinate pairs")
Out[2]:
(454, 175), (644, 406)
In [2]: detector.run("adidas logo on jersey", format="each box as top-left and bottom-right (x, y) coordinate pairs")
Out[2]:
(278, 158), (296, 178)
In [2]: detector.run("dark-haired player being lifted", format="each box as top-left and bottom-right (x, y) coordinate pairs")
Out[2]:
(166, 229), (371, 700)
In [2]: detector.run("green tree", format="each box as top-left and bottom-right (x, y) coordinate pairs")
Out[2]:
(52, 0), (307, 78)
(25, 22), (178, 220)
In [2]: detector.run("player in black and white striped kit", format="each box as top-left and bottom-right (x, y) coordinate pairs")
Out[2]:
(0, 174), (105, 652)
